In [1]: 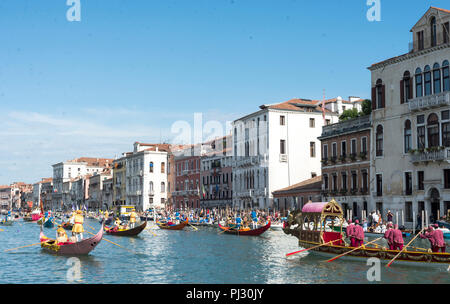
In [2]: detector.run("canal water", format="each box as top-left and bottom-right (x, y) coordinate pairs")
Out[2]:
(1, 219), (449, 284)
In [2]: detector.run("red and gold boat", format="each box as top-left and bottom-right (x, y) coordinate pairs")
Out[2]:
(284, 199), (450, 269)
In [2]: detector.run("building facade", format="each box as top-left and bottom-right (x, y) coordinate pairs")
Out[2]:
(272, 175), (322, 212)
(173, 145), (201, 210)
(368, 7), (450, 227)
(319, 115), (372, 219)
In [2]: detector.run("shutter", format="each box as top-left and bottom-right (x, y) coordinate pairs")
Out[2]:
(381, 85), (386, 108)
(400, 80), (405, 104)
(372, 87), (376, 110)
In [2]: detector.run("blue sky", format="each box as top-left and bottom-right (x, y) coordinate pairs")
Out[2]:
(0, 0), (448, 184)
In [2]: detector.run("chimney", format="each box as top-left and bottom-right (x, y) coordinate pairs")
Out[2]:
(337, 96), (343, 114)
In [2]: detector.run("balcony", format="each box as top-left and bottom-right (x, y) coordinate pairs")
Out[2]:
(360, 188), (369, 195)
(408, 92), (450, 112)
(279, 154), (288, 163)
(321, 115), (371, 138)
(409, 147), (450, 164)
(234, 156), (262, 168)
(236, 189), (253, 198)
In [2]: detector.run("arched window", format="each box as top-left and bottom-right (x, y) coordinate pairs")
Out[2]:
(161, 182), (165, 193)
(404, 120), (412, 153)
(433, 63), (441, 94)
(161, 162), (165, 174)
(149, 181), (154, 192)
(415, 68), (423, 97)
(427, 113), (440, 148)
(376, 125), (383, 157)
(424, 65), (432, 96)
(443, 60), (450, 92)
(431, 17), (437, 47)
(149, 162), (154, 173)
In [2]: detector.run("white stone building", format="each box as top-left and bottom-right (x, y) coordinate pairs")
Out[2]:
(231, 97), (360, 209)
(368, 7), (450, 227)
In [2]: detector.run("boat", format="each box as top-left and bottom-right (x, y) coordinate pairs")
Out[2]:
(270, 222), (285, 230)
(39, 223), (103, 255)
(156, 220), (188, 230)
(284, 200), (450, 269)
(43, 217), (55, 228)
(0, 220), (13, 226)
(218, 221), (271, 236)
(104, 220), (147, 236)
(23, 216), (34, 222)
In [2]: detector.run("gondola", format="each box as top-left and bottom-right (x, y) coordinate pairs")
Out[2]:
(156, 220), (188, 230)
(39, 223), (103, 255)
(284, 200), (450, 269)
(104, 219), (147, 236)
(218, 221), (271, 236)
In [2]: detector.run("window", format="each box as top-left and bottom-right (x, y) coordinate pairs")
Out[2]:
(431, 17), (437, 47)
(149, 162), (154, 173)
(444, 22), (450, 44)
(309, 118), (315, 128)
(280, 115), (285, 126)
(161, 162), (165, 174)
(161, 182), (165, 193)
(325, 119), (331, 125)
(376, 79), (384, 108)
(280, 140), (286, 154)
(418, 171), (424, 190)
(442, 122), (450, 147)
(341, 172), (347, 191)
(323, 144), (328, 159)
(376, 174), (383, 196)
(310, 142), (316, 158)
(404, 120), (412, 153)
(332, 174), (337, 191)
(424, 65), (432, 96)
(417, 126), (426, 149)
(444, 169), (450, 189)
(351, 139), (357, 155)
(351, 171), (357, 190)
(427, 113), (440, 148)
(376, 125), (383, 156)
(341, 141), (346, 156)
(361, 137), (367, 153)
(404, 172), (412, 195)
(415, 68), (423, 97)
(332, 143), (337, 158)
(417, 30), (424, 50)
(324, 175), (329, 190)
(433, 63), (441, 94)
(311, 172), (317, 178)
(443, 60), (450, 92)
(362, 170), (368, 191)
(402, 71), (412, 103)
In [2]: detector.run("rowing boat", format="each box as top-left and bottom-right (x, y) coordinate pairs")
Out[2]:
(218, 221), (271, 236)
(284, 200), (450, 269)
(39, 223), (103, 255)
(105, 220), (147, 236)
(156, 220), (188, 230)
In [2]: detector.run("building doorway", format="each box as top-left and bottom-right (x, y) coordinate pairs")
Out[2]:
(429, 188), (440, 223)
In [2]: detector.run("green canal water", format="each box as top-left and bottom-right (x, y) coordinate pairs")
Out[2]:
(0, 219), (449, 284)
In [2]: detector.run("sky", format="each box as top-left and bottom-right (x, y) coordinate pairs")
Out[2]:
(0, 0), (449, 184)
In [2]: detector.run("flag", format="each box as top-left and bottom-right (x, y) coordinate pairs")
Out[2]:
(201, 184), (206, 198)
(321, 93), (326, 121)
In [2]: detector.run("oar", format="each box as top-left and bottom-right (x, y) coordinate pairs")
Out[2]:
(286, 239), (342, 257)
(4, 241), (46, 252)
(326, 237), (383, 263)
(188, 223), (198, 231)
(386, 228), (426, 268)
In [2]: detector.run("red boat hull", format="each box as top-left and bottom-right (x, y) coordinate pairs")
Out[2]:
(218, 221), (271, 236)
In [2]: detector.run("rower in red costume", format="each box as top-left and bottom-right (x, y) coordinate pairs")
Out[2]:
(384, 223), (394, 250)
(420, 225), (446, 253)
(353, 220), (364, 247)
(392, 224), (404, 251)
(346, 219), (355, 247)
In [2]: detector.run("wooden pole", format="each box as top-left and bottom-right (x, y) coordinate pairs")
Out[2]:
(4, 242), (45, 252)
(286, 239), (341, 257)
(402, 209), (404, 226)
(422, 210), (424, 230)
(386, 227), (426, 267)
(396, 211), (398, 226)
(426, 210), (429, 227)
(413, 211), (416, 235)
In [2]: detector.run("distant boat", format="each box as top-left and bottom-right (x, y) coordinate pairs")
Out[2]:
(156, 220), (188, 231)
(218, 221), (271, 236)
(105, 220), (147, 236)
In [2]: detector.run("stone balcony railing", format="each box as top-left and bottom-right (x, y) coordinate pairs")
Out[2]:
(320, 115), (371, 138)
(236, 189), (253, 198)
(409, 147), (450, 163)
(233, 156), (263, 168)
(408, 92), (450, 112)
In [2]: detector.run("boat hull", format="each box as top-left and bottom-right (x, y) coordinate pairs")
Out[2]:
(156, 220), (188, 230)
(40, 224), (103, 255)
(218, 221), (271, 236)
(298, 240), (450, 269)
(105, 220), (147, 236)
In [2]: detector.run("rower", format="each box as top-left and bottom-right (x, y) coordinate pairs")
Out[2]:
(353, 220), (364, 247)
(251, 209), (257, 229)
(420, 224), (446, 253)
(392, 224), (404, 251)
(114, 217), (122, 230)
(72, 210), (85, 242)
(235, 214), (242, 229)
(129, 210), (137, 229)
(383, 223), (394, 250)
(346, 219), (355, 247)
(56, 225), (68, 244)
